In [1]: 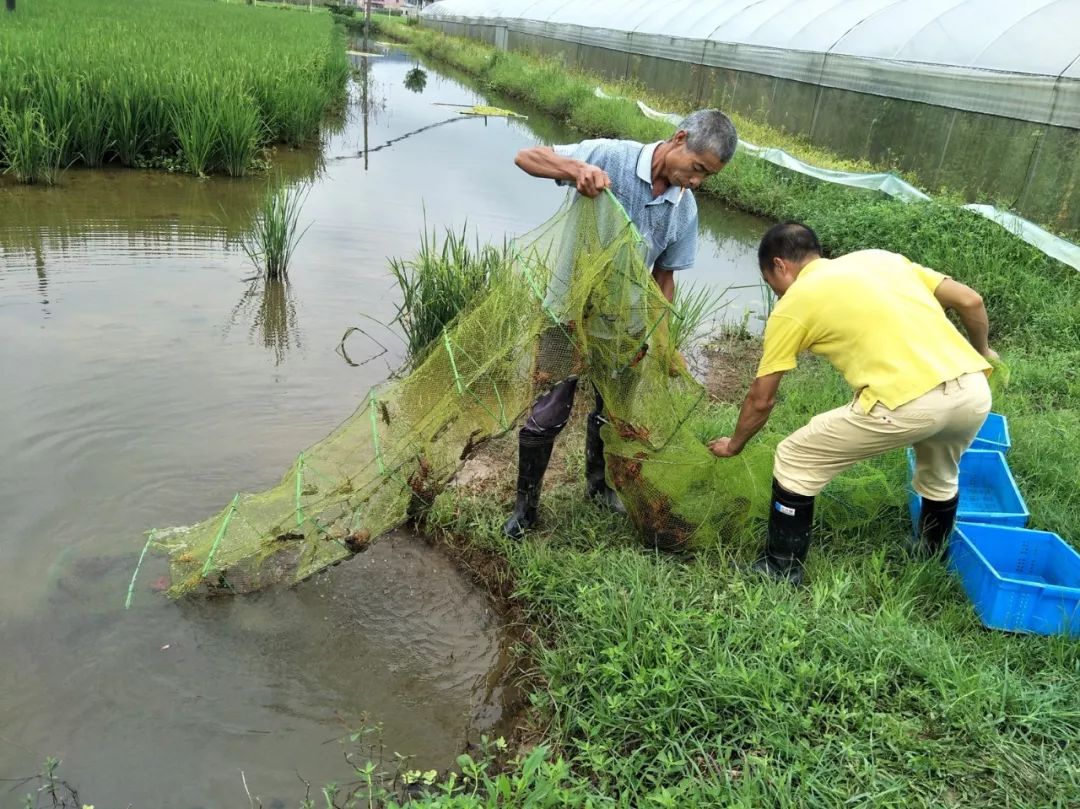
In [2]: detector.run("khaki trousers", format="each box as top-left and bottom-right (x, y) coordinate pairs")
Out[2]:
(774, 372), (992, 500)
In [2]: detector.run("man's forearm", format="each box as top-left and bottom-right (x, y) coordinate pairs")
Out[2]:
(729, 394), (774, 452)
(933, 279), (992, 355)
(516, 146), (610, 197)
(514, 146), (581, 184)
(956, 304), (991, 354)
(729, 373), (783, 451)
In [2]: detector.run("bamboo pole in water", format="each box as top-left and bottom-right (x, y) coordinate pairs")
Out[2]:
(363, 0), (371, 53)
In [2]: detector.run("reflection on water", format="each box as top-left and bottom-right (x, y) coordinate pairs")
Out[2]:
(0, 151), (324, 254)
(33, 242), (48, 316)
(405, 65), (429, 94)
(227, 278), (301, 366)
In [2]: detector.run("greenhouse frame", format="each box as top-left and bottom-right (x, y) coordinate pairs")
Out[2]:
(422, 0), (1080, 233)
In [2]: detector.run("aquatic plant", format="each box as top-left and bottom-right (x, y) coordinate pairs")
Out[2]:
(389, 224), (512, 364)
(241, 177), (311, 280)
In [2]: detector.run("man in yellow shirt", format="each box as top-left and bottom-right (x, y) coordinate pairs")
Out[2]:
(709, 222), (996, 584)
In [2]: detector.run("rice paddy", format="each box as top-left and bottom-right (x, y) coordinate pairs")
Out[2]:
(0, 0), (349, 181)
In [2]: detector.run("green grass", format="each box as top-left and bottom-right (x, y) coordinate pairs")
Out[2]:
(337, 18), (1080, 808)
(406, 362), (1080, 806)
(0, 0), (349, 179)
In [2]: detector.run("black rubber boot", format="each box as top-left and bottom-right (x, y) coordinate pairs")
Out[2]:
(502, 438), (555, 540)
(751, 479), (813, 586)
(585, 412), (626, 514)
(907, 494), (959, 558)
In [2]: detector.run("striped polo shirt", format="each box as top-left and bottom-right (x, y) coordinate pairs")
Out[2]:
(553, 138), (698, 271)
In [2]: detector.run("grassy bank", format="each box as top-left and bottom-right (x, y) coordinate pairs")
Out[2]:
(0, 0), (349, 181)
(324, 18), (1080, 808)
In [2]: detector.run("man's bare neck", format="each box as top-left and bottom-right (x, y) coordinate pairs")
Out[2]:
(650, 141), (671, 198)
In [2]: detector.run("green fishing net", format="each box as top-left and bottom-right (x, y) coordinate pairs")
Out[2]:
(154, 191), (875, 597)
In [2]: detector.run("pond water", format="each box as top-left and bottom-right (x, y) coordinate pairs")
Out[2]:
(0, 42), (766, 807)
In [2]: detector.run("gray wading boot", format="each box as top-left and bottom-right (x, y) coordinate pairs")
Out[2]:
(906, 493), (959, 558)
(751, 478), (813, 586)
(502, 438), (555, 540)
(585, 413), (626, 514)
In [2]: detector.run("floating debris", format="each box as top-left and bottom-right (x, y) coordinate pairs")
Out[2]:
(458, 104), (527, 119)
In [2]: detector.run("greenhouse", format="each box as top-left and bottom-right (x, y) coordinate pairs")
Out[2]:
(422, 0), (1080, 233)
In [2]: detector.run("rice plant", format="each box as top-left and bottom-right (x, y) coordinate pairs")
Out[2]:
(71, 80), (114, 167)
(241, 177), (311, 280)
(110, 85), (154, 167)
(171, 81), (219, 177)
(0, 105), (66, 184)
(216, 85), (265, 177)
(32, 76), (79, 166)
(389, 225), (512, 363)
(668, 282), (732, 351)
(254, 70), (328, 147)
(0, 0), (349, 174)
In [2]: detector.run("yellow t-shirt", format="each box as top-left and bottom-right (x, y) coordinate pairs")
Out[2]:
(756, 250), (991, 412)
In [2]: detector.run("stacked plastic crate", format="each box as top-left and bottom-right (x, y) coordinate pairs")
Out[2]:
(908, 414), (1080, 636)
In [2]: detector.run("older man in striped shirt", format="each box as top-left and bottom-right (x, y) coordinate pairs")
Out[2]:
(503, 109), (738, 539)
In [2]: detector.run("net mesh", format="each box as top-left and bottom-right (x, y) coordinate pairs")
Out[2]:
(154, 191), (879, 597)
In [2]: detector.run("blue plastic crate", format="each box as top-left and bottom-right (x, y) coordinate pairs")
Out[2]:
(949, 522), (1080, 636)
(970, 412), (1011, 453)
(907, 448), (1029, 529)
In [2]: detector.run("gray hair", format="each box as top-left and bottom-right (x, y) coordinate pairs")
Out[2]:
(678, 109), (738, 163)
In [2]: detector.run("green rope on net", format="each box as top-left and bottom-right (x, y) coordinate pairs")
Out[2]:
(201, 493), (240, 577)
(124, 533), (155, 610)
(295, 452), (306, 527)
(368, 391), (386, 475)
(443, 329), (465, 395)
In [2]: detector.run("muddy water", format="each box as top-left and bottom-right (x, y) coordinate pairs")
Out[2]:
(0, 43), (766, 807)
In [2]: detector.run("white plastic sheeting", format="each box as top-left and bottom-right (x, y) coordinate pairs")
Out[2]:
(424, 0), (1080, 127)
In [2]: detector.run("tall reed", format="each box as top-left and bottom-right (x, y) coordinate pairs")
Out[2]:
(241, 178), (311, 280)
